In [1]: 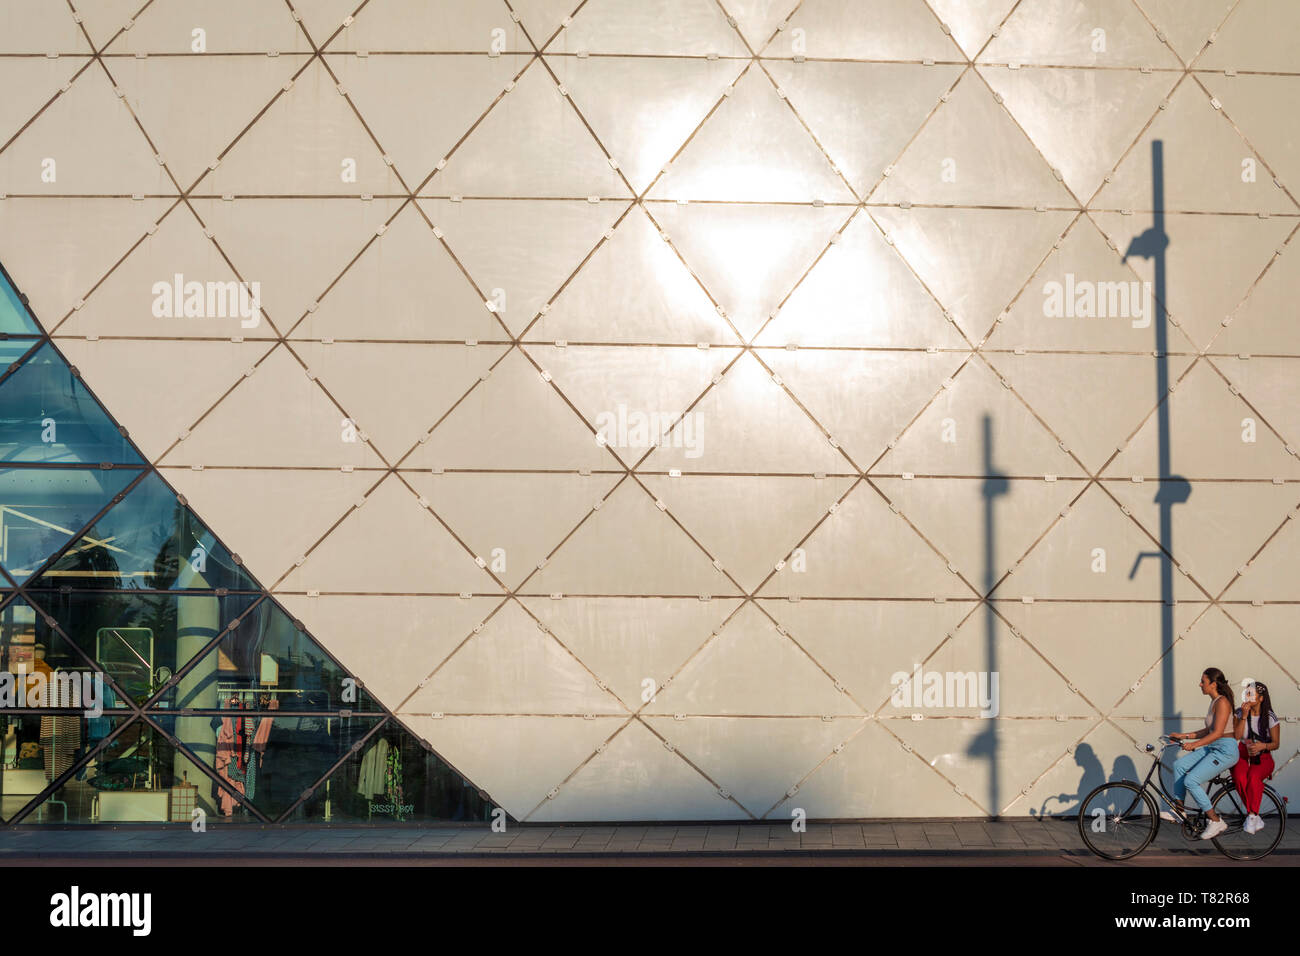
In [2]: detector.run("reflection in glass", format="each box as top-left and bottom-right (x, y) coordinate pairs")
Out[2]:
(0, 339), (40, 374)
(0, 467), (138, 582)
(0, 343), (142, 464)
(291, 721), (495, 824)
(37, 472), (258, 591)
(155, 599), (379, 713)
(0, 270), (39, 335)
(162, 714), (381, 822)
(0, 597), (129, 710)
(1, 713), (74, 822)
(29, 591), (258, 706)
(23, 716), (237, 824)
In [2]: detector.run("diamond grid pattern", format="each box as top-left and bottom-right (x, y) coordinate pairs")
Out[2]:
(1, 0), (1296, 821)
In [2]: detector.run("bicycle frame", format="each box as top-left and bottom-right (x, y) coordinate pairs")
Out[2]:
(1139, 748), (1194, 826)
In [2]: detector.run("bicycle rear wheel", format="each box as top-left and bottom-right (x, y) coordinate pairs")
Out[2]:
(1211, 785), (1287, 861)
(1078, 782), (1158, 860)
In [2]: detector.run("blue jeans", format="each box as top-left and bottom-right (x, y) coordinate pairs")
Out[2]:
(1172, 738), (1239, 812)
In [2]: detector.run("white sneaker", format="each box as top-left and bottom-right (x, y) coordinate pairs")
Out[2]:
(1201, 818), (1228, 841)
(1241, 814), (1257, 834)
(1251, 814), (1266, 834)
(1159, 810), (1178, 822)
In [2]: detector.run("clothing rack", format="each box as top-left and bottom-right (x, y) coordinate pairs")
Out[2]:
(216, 686), (306, 696)
(213, 685), (335, 820)
(214, 687), (331, 707)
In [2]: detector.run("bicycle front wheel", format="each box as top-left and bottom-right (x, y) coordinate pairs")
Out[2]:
(1078, 782), (1158, 861)
(1211, 784), (1287, 861)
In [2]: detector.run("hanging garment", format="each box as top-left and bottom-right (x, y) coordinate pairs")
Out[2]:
(225, 716), (261, 803)
(214, 713), (245, 815)
(357, 739), (389, 799)
(214, 700), (276, 815)
(384, 744), (406, 821)
(40, 714), (81, 779)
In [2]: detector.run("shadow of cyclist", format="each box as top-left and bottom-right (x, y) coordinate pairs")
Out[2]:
(1031, 742), (1106, 817)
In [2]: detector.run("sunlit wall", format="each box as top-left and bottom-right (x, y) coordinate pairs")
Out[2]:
(1, 0), (1297, 822)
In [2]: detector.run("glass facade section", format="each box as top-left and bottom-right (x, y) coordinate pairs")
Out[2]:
(158, 714), (382, 823)
(1, 597), (129, 710)
(27, 590), (259, 705)
(0, 339), (39, 373)
(0, 262), (495, 827)
(0, 268), (39, 335)
(37, 471), (259, 591)
(155, 599), (381, 713)
(13, 715), (232, 825)
(1, 712), (83, 822)
(0, 467), (138, 582)
(0, 343), (142, 464)
(290, 721), (496, 824)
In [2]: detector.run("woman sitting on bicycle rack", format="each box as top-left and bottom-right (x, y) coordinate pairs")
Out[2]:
(1162, 667), (1239, 840)
(1232, 679), (1281, 836)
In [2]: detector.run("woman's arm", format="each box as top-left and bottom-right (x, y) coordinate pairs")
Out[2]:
(1251, 723), (1282, 756)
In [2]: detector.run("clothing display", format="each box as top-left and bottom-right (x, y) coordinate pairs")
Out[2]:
(40, 714), (80, 780)
(355, 737), (408, 821)
(384, 745), (405, 822)
(357, 739), (389, 799)
(214, 697), (276, 816)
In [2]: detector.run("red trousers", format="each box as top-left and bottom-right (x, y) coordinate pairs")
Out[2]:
(1229, 742), (1274, 813)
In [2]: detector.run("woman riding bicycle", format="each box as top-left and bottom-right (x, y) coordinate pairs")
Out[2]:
(1231, 679), (1281, 835)
(1162, 667), (1238, 840)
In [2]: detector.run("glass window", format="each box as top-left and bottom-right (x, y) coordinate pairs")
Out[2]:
(12, 715), (248, 825)
(0, 597), (129, 711)
(0, 339), (41, 374)
(0, 467), (139, 582)
(162, 712), (382, 822)
(154, 599), (381, 713)
(289, 720), (497, 824)
(0, 343), (142, 464)
(27, 590), (259, 706)
(36, 472), (259, 591)
(1, 713), (78, 822)
(0, 270), (40, 335)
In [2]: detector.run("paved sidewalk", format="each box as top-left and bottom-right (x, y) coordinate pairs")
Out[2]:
(2, 818), (1297, 861)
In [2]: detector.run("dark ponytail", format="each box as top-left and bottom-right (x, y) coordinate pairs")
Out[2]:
(1204, 667), (1234, 710)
